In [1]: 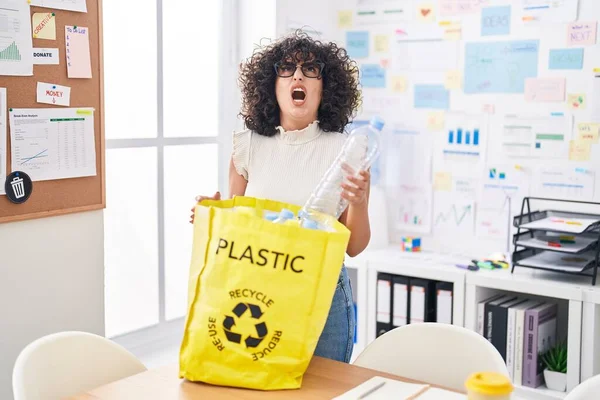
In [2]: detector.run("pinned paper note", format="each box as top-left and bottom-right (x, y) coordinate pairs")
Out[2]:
(379, 59), (390, 69)
(337, 10), (353, 29)
(568, 22), (597, 46)
(482, 104), (496, 114)
(524, 77), (566, 102)
(391, 76), (408, 93)
(65, 26), (92, 78)
(445, 70), (462, 89)
(32, 12), (56, 40)
(481, 6), (511, 36)
(360, 64), (386, 88)
(346, 31), (369, 59)
(374, 35), (389, 53)
(417, 3), (436, 23)
(414, 85), (450, 109)
(569, 140), (591, 161)
(427, 111), (445, 131)
(549, 48), (584, 70)
(33, 48), (59, 65)
(567, 94), (586, 110)
(443, 22), (462, 40)
(434, 172), (452, 191)
(578, 123), (600, 143)
(36, 82), (71, 106)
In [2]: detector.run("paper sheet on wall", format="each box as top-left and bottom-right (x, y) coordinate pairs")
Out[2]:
(567, 21), (597, 46)
(32, 12), (56, 40)
(0, 0), (34, 76)
(591, 72), (600, 122)
(9, 108), (96, 181)
(524, 77), (566, 102)
(0, 88), (6, 195)
(384, 122), (432, 187)
(433, 185), (475, 236)
(29, 0), (87, 13)
(476, 165), (531, 242)
(65, 26), (92, 78)
(391, 184), (433, 234)
(500, 113), (572, 159)
(464, 40), (539, 94)
(532, 167), (595, 201)
(355, 0), (414, 26)
(392, 37), (458, 71)
(440, 112), (487, 177)
(439, 0), (483, 16)
(520, 0), (578, 24)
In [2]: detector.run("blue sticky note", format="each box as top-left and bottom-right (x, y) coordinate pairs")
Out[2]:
(414, 85), (450, 109)
(481, 6), (511, 36)
(549, 48), (584, 70)
(464, 40), (539, 93)
(360, 64), (386, 88)
(346, 31), (369, 59)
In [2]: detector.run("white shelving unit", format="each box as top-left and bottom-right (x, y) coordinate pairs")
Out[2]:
(347, 246), (600, 400)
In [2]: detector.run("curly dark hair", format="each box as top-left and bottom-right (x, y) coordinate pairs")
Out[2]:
(238, 31), (361, 137)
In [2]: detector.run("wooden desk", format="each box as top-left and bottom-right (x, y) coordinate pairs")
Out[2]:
(68, 356), (461, 399)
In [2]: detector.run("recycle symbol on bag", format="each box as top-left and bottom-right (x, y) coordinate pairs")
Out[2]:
(223, 302), (268, 348)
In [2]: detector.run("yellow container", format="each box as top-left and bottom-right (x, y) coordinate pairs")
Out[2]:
(465, 372), (513, 400)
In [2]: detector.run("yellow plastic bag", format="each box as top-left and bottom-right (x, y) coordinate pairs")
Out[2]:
(179, 196), (351, 390)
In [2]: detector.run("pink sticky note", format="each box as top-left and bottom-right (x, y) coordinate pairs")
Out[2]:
(567, 22), (597, 46)
(65, 26), (92, 79)
(524, 78), (566, 102)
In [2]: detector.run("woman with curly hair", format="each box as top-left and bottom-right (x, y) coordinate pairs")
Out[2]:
(192, 31), (367, 363)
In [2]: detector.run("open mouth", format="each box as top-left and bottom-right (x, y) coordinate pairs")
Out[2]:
(291, 86), (307, 105)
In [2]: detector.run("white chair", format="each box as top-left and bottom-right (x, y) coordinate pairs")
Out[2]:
(565, 374), (600, 400)
(353, 323), (509, 392)
(13, 331), (147, 400)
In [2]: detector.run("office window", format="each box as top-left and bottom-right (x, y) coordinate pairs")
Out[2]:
(103, 1), (222, 338)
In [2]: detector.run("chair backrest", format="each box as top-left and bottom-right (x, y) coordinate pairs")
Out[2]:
(565, 374), (600, 400)
(353, 323), (509, 392)
(13, 331), (147, 400)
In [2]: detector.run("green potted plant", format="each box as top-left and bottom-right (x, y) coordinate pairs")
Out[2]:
(542, 341), (567, 392)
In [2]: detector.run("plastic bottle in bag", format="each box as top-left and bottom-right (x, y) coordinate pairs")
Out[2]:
(299, 116), (384, 229)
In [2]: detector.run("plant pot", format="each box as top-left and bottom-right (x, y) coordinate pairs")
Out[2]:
(544, 369), (567, 392)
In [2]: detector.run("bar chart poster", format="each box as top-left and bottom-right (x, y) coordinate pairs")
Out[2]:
(391, 184), (433, 234)
(441, 112), (488, 177)
(0, 0), (34, 76)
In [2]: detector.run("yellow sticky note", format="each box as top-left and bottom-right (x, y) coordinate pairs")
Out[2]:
(375, 35), (390, 53)
(338, 10), (353, 29)
(427, 111), (445, 131)
(391, 76), (407, 93)
(434, 172), (452, 191)
(76, 109), (93, 115)
(32, 12), (56, 40)
(443, 23), (462, 40)
(567, 93), (586, 110)
(569, 140), (591, 161)
(578, 123), (600, 143)
(445, 70), (462, 89)
(417, 3), (435, 23)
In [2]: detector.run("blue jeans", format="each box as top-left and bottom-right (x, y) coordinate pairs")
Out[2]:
(313, 266), (356, 363)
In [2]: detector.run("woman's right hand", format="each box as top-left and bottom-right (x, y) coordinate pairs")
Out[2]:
(190, 191), (221, 224)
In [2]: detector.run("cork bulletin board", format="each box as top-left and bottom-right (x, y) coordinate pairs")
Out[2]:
(0, 0), (105, 223)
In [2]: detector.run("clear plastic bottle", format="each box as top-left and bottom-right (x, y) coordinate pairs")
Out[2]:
(300, 116), (384, 227)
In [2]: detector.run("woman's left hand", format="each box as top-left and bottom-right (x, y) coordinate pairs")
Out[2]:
(341, 169), (370, 207)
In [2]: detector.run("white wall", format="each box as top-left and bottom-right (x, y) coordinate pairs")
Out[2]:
(0, 210), (105, 400)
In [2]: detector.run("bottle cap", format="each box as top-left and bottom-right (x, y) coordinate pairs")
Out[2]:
(302, 219), (319, 230)
(278, 208), (295, 220)
(264, 212), (279, 221)
(370, 116), (385, 131)
(465, 372), (513, 395)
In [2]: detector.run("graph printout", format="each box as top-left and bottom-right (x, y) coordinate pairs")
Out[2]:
(0, 0), (34, 75)
(9, 108), (96, 181)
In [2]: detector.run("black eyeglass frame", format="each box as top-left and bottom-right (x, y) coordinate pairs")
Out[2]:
(273, 61), (325, 79)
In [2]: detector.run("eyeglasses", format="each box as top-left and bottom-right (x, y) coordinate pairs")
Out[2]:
(273, 62), (324, 78)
